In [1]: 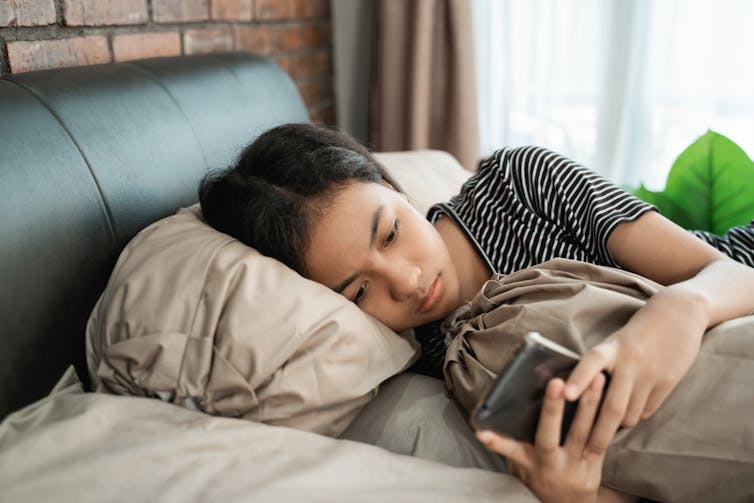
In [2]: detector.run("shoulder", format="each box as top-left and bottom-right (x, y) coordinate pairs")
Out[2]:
(475, 146), (590, 188)
(445, 146), (577, 207)
(435, 145), (611, 218)
(470, 146), (590, 208)
(450, 148), (516, 204)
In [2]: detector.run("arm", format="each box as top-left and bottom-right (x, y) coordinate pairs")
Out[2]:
(565, 210), (754, 456)
(608, 210), (754, 325)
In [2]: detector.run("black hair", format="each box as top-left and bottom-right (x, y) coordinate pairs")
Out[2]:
(199, 122), (402, 276)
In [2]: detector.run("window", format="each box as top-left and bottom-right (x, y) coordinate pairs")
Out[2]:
(472, 0), (754, 188)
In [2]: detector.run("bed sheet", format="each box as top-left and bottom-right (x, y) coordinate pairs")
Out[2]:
(0, 368), (536, 503)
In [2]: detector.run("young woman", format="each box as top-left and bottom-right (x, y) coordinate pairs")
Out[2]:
(199, 123), (754, 503)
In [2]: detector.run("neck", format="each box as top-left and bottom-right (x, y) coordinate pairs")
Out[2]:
(433, 216), (492, 307)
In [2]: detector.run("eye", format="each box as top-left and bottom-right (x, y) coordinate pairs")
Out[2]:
(384, 219), (400, 247)
(353, 280), (368, 305)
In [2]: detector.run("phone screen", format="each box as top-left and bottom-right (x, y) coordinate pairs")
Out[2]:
(471, 332), (606, 444)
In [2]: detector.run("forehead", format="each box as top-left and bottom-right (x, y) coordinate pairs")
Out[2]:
(304, 182), (396, 285)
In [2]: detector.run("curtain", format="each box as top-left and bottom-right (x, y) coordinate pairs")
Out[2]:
(472, 0), (754, 188)
(371, 0), (480, 171)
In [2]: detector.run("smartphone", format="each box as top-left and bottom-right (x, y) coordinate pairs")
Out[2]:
(471, 332), (607, 445)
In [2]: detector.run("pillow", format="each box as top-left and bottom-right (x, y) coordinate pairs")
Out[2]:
(86, 205), (418, 437)
(340, 372), (507, 473)
(86, 149), (468, 438)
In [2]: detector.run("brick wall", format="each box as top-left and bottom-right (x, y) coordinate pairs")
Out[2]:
(0, 0), (335, 124)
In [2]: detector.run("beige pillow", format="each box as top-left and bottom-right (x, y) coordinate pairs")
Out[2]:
(86, 205), (417, 437)
(86, 150), (467, 438)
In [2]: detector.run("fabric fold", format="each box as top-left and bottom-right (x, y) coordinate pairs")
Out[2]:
(442, 258), (754, 502)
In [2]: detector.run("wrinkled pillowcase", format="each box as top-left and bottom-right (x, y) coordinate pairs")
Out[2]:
(86, 205), (417, 437)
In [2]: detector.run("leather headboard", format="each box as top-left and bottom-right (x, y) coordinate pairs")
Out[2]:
(0, 53), (309, 419)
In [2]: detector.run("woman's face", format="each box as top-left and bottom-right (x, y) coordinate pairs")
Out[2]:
(304, 181), (461, 332)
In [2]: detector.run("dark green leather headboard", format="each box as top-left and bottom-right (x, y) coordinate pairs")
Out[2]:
(0, 53), (309, 419)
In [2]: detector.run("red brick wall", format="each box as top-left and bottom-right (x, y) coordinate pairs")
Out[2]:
(0, 0), (334, 124)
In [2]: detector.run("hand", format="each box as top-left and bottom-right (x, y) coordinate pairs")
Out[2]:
(476, 375), (607, 503)
(563, 288), (707, 458)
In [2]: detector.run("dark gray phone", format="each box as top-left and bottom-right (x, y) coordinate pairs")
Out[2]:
(471, 332), (603, 445)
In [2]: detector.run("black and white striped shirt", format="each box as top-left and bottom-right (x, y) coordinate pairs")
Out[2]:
(691, 227), (754, 265)
(411, 145), (754, 377)
(428, 146), (655, 274)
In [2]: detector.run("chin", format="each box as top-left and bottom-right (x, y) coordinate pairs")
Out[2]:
(439, 283), (461, 317)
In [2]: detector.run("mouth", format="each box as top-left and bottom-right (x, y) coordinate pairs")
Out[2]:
(418, 275), (443, 314)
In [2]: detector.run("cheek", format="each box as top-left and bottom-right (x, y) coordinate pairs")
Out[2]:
(410, 217), (447, 259)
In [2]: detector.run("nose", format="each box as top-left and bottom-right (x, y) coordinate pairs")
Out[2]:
(384, 261), (421, 301)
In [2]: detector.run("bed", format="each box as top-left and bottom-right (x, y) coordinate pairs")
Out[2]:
(2, 52), (753, 503)
(0, 52), (537, 502)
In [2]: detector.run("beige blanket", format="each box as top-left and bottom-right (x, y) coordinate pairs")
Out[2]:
(0, 368), (536, 503)
(444, 258), (754, 502)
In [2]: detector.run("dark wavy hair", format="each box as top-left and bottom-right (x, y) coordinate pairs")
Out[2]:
(199, 123), (402, 276)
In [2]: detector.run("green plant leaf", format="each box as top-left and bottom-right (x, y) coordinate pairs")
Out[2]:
(633, 130), (754, 235)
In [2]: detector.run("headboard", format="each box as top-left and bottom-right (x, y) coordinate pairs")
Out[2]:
(0, 53), (309, 419)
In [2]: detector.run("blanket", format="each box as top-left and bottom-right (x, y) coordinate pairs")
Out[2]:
(443, 258), (754, 502)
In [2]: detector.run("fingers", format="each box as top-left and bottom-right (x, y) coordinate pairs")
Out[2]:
(506, 459), (525, 480)
(623, 381), (652, 427)
(565, 342), (616, 401)
(534, 378), (566, 451)
(586, 368), (632, 456)
(476, 430), (532, 471)
(565, 373), (605, 452)
(641, 385), (672, 420)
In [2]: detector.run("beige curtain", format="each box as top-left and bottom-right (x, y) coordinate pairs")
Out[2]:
(371, 0), (480, 171)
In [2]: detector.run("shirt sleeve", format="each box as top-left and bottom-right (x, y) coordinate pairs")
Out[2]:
(502, 146), (657, 267)
(690, 223), (754, 268)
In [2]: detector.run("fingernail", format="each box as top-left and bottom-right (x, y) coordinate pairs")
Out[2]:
(477, 431), (493, 443)
(564, 384), (577, 399)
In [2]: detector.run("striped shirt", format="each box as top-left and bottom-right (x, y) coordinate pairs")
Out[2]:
(411, 145), (754, 377)
(691, 227), (754, 265)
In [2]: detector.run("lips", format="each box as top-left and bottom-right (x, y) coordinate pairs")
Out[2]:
(418, 275), (443, 314)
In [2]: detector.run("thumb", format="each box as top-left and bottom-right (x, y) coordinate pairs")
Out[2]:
(476, 430), (531, 469)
